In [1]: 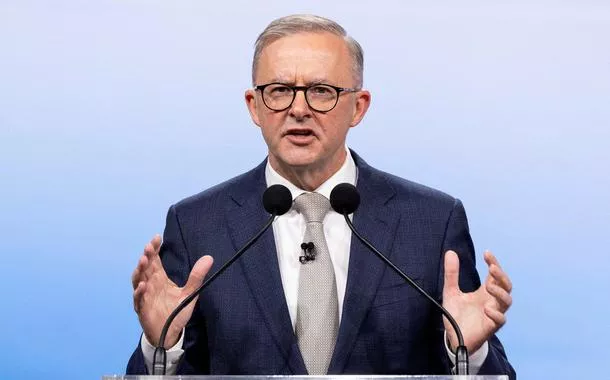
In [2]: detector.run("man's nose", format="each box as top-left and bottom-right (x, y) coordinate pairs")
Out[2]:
(289, 89), (311, 120)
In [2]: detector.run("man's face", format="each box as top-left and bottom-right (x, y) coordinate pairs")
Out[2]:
(245, 32), (370, 178)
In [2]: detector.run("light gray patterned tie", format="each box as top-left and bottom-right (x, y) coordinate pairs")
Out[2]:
(294, 192), (339, 375)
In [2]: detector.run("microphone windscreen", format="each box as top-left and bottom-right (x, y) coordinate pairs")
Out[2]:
(263, 184), (293, 215)
(330, 183), (360, 215)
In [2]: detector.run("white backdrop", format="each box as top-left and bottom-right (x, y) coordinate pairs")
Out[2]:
(1, 1), (608, 378)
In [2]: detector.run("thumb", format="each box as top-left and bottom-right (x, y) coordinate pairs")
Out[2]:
(443, 250), (461, 295)
(184, 255), (214, 293)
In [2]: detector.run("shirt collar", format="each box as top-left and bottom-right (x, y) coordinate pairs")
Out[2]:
(264, 148), (357, 202)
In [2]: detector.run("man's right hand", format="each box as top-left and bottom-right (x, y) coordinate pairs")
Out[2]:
(131, 235), (214, 348)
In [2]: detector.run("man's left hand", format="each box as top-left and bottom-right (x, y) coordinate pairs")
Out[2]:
(442, 250), (513, 353)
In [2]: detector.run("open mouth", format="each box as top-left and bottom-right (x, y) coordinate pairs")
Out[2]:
(285, 128), (314, 137)
(284, 128), (315, 145)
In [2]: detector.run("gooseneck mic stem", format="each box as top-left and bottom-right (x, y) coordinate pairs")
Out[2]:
(152, 214), (274, 374)
(329, 183), (469, 375)
(152, 184), (293, 375)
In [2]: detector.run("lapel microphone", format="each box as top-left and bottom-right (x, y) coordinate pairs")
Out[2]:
(329, 182), (470, 376)
(299, 241), (315, 263)
(152, 184), (292, 375)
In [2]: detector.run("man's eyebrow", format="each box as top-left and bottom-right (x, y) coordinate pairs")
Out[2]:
(266, 78), (330, 85)
(306, 78), (329, 86)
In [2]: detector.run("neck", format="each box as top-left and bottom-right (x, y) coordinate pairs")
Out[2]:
(269, 150), (347, 191)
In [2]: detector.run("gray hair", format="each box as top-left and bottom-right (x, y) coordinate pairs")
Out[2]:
(252, 14), (364, 87)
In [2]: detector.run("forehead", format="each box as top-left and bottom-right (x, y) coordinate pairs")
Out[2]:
(256, 32), (353, 84)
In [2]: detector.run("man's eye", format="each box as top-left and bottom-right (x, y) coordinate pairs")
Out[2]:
(310, 86), (333, 95)
(269, 86), (291, 95)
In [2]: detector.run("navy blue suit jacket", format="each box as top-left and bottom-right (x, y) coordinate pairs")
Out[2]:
(127, 152), (515, 378)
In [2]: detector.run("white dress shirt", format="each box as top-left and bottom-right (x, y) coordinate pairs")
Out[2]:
(265, 150), (357, 328)
(140, 149), (488, 374)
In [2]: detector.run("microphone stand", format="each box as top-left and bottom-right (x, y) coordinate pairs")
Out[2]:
(340, 213), (470, 375)
(152, 213), (277, 375)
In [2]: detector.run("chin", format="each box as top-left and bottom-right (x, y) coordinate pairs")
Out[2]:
(282, 155), (318, 168)
(275, 148), (321, 169)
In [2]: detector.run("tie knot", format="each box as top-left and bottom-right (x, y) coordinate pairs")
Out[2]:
(294, 192), (330, 223)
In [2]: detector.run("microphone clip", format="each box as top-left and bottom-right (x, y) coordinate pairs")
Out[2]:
(299, 242), (315, 264)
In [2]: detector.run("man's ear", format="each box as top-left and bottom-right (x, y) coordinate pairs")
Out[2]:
(245, 89), (262, 127)
(350, 90), (371, 127)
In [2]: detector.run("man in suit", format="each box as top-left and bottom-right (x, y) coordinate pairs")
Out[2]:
(128, 14), (515, 378)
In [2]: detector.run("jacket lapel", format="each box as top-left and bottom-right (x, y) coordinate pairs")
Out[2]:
(328, 153), (400, 374)
(226, 161), (306, 374)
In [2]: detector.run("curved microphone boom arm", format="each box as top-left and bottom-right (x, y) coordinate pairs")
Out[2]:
(152, 184), (292, 375)
(330, 183), (469, 375)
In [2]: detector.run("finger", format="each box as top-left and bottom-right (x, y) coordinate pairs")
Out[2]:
(144, 241), (161, 264)
(484, 305), (507, 327)
(485, 251), (500, 288)
(143, 242), (163, 275)
(489, 264), (513, 293)
(131, 255), (149, 289)
(141, 240), (174, 290)
(131, 258), (142, 289)
(484, 250), (501, 269)
(443, 250), (460, 294)
(133, 281), (146, 313)
(150, 234), (162, 251)
(184, 255), (214, 294)
(486, 283), (513, 311)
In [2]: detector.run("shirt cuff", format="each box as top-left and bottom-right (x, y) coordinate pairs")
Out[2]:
(140, 330), (185, 375)
(443, 330), (489, 374)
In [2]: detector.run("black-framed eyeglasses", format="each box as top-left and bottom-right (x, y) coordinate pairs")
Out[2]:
(254, 82), (360, 112)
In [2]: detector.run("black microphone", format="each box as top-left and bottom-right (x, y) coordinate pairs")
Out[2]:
(299, 241), (315, 263)
(152, 184), (292, 375)
(330, 183), (470, 375)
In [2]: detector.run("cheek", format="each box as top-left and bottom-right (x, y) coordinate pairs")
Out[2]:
(258, 113), (285, 139)
(317, 112), (352, 140)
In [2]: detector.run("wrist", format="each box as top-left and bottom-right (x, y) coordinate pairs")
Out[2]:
(144, 331), (178, 349)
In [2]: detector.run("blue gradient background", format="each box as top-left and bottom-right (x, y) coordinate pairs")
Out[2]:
(1, 1), (608, 379)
